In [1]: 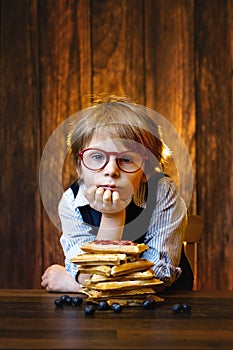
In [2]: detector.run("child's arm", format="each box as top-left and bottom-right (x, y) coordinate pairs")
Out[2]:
(41, 264), (81, 292)
(141, 177), (187, 287)
(41, 189), (96, 292)
(84, 186), (128, 240)
(41, 185), (129, 291)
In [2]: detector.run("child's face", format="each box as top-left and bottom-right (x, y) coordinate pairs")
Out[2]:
(78, 134), (146, 201)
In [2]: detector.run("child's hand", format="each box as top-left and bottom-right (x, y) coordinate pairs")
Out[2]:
(41, 264), (80, 292)
(84, 186), (131, 215)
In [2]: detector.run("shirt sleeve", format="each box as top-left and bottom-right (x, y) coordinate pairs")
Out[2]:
(58, 189), (96, 278)
(141, 177), (187, 286)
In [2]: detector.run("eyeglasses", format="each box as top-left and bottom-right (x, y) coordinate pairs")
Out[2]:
(78, 148), (148, 173)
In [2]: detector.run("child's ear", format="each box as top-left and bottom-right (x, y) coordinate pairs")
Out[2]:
(75, 164), (83, 178)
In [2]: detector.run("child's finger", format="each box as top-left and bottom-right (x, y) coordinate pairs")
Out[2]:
(102, 189), (112, 202)
(112, 191), (120, 203)
(95, 187), (105, 203)
(84, 186), (98, 202)
(111, 191), (129, 212)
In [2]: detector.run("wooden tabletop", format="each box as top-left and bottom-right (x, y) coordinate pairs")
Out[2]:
(0, 289), (232, 349)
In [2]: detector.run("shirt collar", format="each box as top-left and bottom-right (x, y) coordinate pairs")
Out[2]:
(74, 181), (89, 207)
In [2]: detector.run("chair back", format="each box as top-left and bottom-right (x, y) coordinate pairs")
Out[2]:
(183, 214), (204, 290)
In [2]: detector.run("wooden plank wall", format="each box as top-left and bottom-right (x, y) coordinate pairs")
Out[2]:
(1, 0), (42, 288)
(0, 0), (232, 290)
(195, 0), (233, 290)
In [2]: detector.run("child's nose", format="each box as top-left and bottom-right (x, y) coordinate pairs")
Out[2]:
(103, 157), (120, 177)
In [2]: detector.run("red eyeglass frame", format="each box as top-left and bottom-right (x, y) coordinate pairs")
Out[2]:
(78, 148), (148, 173)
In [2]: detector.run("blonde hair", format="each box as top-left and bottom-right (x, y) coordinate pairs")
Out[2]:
(68, 96), (170, 206)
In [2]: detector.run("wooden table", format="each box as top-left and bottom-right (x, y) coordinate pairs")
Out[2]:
(0, 289), (232, 349)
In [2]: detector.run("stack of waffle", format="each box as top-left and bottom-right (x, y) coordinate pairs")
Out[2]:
(71, 240), (164, 307)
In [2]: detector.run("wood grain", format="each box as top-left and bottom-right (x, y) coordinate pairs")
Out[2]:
(91, 0), (145, 103)
(0, 289), (233, 349)
(0, 0), (42, 288)
(194, 0), (233, 290)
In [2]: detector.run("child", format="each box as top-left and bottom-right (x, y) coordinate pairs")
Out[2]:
(41, 96), (193, 292)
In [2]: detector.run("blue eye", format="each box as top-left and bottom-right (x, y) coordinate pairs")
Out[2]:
(91, 154), (104, 160)
(90, 153), (105, 162)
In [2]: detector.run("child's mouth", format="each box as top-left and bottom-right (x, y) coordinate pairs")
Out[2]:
(99, 185), (118, 191)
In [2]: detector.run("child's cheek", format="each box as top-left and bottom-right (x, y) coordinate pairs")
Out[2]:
(117, 179), (135, 200)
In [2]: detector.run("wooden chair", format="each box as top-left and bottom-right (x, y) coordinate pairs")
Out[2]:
(183, 214), (204, 290)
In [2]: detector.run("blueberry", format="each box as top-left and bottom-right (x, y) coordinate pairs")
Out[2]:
(72, 296), (83, 306)
(85, 304), (95, 316)
(64, 296), (73, 305)
(171, 303), (182, 313)
(111, 303), (122, 313)
(97, 301), (109, 310)
(54, 298), (63, 307)
(60, 294), (70, 303)
(142, 299), (156, 309)
(141, 300), (150, 309)
(181, 303), (191, 313)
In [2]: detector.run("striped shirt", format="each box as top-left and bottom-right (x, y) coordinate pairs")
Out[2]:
(58, 176), (187, 286)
